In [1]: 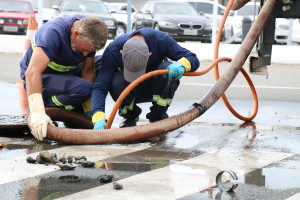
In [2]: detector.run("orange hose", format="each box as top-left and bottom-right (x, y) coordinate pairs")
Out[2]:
(106, 57), (232, 129)
(106, 0), (258, 128)
(213, 0), (258, 121)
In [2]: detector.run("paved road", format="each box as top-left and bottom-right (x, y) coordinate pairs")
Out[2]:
(1, 52), (300, 102)
(0, 34), (300, 200)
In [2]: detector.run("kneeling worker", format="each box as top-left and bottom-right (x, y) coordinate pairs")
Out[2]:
(20, 15), (108, 141)
(91, 28), (200, 129)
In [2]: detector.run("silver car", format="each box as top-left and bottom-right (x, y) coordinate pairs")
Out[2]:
(132, 1), (212, 42)
(52, 0), (117, 39)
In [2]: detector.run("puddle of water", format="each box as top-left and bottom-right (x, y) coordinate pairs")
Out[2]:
(0, 176), (104, 200)
(0, 148), (27, 159)
(96, 161), (170, 172)
(235, 165), (300, 190)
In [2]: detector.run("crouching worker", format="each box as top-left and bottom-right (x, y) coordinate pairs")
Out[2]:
(91, 28), (200, 129)
(20, 15), (108, 141)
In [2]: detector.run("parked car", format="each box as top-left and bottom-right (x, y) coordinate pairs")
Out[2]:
(275, 18), (300, 45)
(231, 1), (259, 43)
(52, 0), (117, 39)
(0, 0), (37, 35)
(132, 1), (212, 42)
(232, 1), (300, 45)
(40, 8), (56, 24)
(186, 0), (235, 41)
(104, 2), (137, 37)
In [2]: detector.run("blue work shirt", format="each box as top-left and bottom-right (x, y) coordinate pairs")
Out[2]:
(20, 14), (95, 81)
(92, 28), (200, 114)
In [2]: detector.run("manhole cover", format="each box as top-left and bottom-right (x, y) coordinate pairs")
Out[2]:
(0, 115), (28, 129)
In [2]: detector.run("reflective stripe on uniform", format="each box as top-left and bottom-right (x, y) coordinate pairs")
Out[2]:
(152, 95), (172, 107)
(31, 38), (77, 72)
(120, 99), (135, 115)
(47, 62), (77, 72)
(51, 95), (75, 110)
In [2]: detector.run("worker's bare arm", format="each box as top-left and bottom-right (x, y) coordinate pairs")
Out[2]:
(25, 47), (50, 95)
(81, 56), (96, 83)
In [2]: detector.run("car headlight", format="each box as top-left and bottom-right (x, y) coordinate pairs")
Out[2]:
(203, 23), (212, 29)
(23, 19), (28, 25)
(278, 24), (289, 30)
(104, 20), (114, 26)
(159, 21), (177, 28)
(17, 19), (23, 25)
(0, 19), (4, 24)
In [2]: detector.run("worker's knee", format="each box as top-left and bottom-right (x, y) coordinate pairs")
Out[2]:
(74, 79), (93, 98)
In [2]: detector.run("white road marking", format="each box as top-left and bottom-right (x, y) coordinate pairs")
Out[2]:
(0, 143), (151, 185)
(286, 192), (300, 200)
(58, 148), (294, 200)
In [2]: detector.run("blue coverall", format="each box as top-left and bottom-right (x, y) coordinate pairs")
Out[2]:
(92, 28), (200, 121)
(20, 15), (101, 110)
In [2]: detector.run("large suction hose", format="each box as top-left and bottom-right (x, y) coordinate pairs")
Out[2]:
(46, 0), (277, 144)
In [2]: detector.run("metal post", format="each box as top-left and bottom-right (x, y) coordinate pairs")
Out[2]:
(212, 0), (218, 44)
(127, 0), (132, 33)
(37, 0), (43, 28)
(287, 18), (293, 45)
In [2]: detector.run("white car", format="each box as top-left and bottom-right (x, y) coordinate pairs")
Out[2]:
(231, 1), (300, 45)
(231, 1), (259, 43)
(186, 0), (235, 41)
(275, 18), (300, 44)
(41, 8), (56, 23)
(105, 3), (136, 37)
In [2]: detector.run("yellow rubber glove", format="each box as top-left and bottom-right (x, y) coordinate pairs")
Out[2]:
(28, 93), (54, 141)
(92, 111), (106, 129)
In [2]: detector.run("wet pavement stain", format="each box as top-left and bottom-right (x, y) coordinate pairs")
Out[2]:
(0, 121), (299, 199)
(0, 140), (204, 199)
(179, 154), (300, 200)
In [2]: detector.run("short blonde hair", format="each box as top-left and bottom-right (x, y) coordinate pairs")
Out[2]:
(76, 16), (108, 50)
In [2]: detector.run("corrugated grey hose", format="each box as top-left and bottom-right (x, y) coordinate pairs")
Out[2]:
(46, 0), (277, 144)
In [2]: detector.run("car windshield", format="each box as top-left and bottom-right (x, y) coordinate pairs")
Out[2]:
(237, 4), (259, 16)
(154, 3), (197, 15)
(0, 0), (33, 14)
(105, 3), (124, 14)
(61, 1), (109, 14)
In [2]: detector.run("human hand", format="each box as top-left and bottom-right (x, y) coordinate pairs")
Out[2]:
(93, 119), (106, 129)
(92, 111), (106, 129)
(28, 93), (54, 141)
(167, 62), (185, 80)
(28, 112), (54, 141)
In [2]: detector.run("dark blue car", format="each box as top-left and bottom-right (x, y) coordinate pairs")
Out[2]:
(132, 1), (212, 42)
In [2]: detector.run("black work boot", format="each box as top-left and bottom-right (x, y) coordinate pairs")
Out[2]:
(119, 117), (139, 128)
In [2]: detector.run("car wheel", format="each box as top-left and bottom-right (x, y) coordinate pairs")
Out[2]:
(132, 24), (137, 31)
(116, 25), (126, 38)
(221, 32), (226, 41)
(154, 24), (160, 31)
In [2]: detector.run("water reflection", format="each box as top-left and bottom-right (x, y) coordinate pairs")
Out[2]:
(240, 122), (257, 149)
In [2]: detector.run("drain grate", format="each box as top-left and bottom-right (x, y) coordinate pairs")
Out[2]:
(0, 115), (28, 128)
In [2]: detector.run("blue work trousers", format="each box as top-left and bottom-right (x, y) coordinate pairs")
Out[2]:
(25, 56), (101, 109)
(109, 61), (180, 121)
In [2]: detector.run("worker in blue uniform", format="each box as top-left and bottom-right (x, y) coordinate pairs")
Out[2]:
(20, 15), (108, 141)
(92, 28), (200, 129)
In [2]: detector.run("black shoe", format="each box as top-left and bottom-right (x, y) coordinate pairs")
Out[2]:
(119, 117), (139, 128)
(149, 118), (159, 123)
